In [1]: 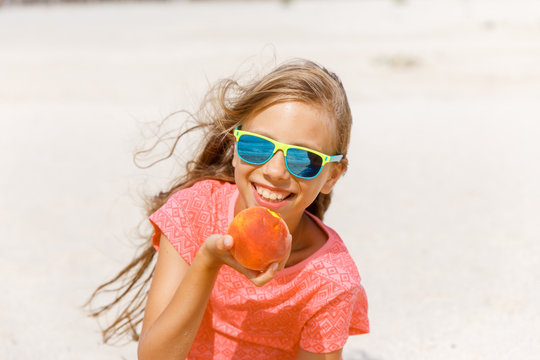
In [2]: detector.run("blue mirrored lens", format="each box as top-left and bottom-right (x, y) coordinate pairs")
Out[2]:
(237, 134), (275, 164)
(286, 148), (323, 178)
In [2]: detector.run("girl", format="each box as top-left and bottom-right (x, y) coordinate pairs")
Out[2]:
(89, 59), (369, 359)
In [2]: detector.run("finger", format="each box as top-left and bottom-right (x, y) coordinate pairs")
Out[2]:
(206, 234), (233, 254)
(277, 235), (292, 271)
(247, 263), (279, 287)
(219, 234), (233, 252)
(277, 253), (290, 272)
(221, 255), (277, 287)
(221, 254), (258, 278)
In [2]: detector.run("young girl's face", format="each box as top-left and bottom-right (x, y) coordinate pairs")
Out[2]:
(232, 101), (345, 229)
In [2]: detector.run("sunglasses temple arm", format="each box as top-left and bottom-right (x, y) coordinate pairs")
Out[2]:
(328, 155), (343, 163)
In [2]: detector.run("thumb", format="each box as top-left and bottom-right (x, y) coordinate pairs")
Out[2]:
(222, 234), (233, 250)
(212, 234), (233, 253)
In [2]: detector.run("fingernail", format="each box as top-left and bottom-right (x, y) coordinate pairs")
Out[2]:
(224, 235), (233, 247)
(271, 263), (279, 272)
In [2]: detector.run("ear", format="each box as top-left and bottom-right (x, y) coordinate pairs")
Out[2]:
(320, 160), (346, 194)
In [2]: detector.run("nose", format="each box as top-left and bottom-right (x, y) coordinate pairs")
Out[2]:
(261, 150), (290, 180)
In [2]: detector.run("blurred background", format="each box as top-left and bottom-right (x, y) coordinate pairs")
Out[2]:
(1, 0), (539, 359)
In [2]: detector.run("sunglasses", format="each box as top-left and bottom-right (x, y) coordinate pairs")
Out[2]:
(233, 127), (343, 179)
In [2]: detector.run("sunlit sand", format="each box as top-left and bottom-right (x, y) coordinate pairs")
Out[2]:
(1, 1), (539, 358)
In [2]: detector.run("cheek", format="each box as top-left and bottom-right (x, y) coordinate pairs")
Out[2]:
(232, 153), (254, 183)
(318, 166), (341, 194)
(297, 178), (325, 199)
(302, 170), (333, 195)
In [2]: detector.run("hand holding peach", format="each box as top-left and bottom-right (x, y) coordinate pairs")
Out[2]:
(227, 206), (292, 272)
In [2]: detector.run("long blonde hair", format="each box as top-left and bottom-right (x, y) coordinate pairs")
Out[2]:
(86, 59), (353, 344)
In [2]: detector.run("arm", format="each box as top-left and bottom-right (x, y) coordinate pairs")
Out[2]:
(138, 233), (284, 360)
(297, 348), (343, 360)
(137, 234), (218, 360)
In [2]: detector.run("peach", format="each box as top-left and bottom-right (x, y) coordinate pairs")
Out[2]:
(227, 206), (291, 271)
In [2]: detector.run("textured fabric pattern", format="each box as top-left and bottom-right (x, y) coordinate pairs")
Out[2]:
(149, 180), (369, 359)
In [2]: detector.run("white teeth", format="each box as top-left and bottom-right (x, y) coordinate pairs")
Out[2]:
(256, 186), (287, 201)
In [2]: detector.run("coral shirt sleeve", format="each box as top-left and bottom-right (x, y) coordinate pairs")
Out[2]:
(349, 284), (370, 335)
(148, 181), (216, 264)
(299, 285), (369, 353)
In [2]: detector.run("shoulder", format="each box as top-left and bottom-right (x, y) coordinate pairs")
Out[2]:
(151, 180), (232, 224)
(285, 216), (370, 339)
(157, 179), (237, 228)
(305, 214), (362, 292)
(148, 179), (237, 253)
(311, 221), (370, 332)
(168, 179), (236, 204)
(300, 222), (370, 338)
(275, 217), (364, 311)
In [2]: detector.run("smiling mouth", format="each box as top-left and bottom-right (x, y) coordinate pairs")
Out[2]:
(253, 184), (293, 202)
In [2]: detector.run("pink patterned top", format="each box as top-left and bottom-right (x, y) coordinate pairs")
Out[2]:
(149, 180), (369, 359)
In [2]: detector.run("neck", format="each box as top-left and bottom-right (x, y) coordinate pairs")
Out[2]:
(289, 213), (311, 252)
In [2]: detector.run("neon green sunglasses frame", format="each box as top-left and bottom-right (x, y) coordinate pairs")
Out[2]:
(233, 127), (343, 179)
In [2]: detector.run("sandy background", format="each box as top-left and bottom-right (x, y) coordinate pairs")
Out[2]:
(1, 0), (539, 359)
